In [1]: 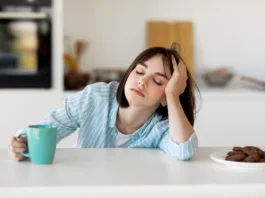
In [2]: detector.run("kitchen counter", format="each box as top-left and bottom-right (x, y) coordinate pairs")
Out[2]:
(1, 148), (265, 198)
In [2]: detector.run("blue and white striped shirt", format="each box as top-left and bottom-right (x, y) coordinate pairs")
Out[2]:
(40, 81), (198, 160)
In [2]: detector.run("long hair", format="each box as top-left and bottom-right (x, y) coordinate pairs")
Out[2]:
(116, 43), (200, 126)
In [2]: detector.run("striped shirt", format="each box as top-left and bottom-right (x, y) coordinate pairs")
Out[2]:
(40, 81), (198, 160)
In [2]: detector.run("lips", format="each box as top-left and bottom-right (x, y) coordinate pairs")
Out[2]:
(130, 88), (144, 97)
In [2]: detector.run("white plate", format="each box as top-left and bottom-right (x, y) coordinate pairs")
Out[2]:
(210, 151), (265, 170)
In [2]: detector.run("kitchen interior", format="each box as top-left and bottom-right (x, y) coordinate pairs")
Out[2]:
(63, 1), (265, 93)
(0, 0), (265, 148)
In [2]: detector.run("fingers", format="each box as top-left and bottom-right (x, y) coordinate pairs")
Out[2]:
(8, 151), (26, 161)
(171, 55), (179, 72)
(178, 60), (188, 79)
(9, 145), (27, 153)
(10, 137), (27, 148)
(171, 55), (188, 79)
(8, 136), (28, 161)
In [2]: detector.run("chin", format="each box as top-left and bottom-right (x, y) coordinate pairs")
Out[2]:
(126, 96), (155, 108)
(125, 93), (143, 106)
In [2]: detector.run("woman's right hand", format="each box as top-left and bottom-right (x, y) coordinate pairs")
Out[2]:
(8, 136), (28, 161)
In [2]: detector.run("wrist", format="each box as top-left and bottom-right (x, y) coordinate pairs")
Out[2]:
(166, 93), (180, 101)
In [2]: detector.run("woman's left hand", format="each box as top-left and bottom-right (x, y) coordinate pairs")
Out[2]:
(165, 56), (188, 97)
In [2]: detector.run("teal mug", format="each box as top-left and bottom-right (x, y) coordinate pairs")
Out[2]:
(16, 124), (57, 165)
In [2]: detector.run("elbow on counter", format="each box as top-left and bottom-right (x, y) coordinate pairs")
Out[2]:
(162, 132), (199, 161)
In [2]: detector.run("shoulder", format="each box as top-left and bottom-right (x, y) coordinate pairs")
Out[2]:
(66, 81), (119, 110)
(82, 81), (119, 100)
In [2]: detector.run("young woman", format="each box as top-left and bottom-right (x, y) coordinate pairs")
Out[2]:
(8, 43), (199, 161)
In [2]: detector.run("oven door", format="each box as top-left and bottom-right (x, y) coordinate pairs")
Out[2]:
(0, 11), (52, 88)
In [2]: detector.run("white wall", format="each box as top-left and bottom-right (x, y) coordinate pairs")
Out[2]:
(64, 0), (265, 80)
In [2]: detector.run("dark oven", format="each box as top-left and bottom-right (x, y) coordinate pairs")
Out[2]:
(0, 0), (52, 88)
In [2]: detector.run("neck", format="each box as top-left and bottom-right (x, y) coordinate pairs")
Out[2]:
(116, 106), (155, 134)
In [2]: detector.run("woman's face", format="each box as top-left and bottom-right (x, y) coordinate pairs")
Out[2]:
(124, 54), (171, 109)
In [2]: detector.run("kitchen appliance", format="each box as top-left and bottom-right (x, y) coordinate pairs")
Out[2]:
(0, 0), (52, 88)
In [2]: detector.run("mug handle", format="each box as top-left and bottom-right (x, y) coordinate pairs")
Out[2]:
(16, 131), (30, 158)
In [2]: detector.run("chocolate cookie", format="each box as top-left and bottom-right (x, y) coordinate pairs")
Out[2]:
(225, 153), (246, 162)
(258, 151), (265, 159)
(243, 154), (260, 162)
(232, 147), (244, 152)
(225, 146), (265, 163)
(227, 151), (245, 156)
(243, 146), (262, 155)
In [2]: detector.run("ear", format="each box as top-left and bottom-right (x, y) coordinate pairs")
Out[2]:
(161, 98), (167, 107)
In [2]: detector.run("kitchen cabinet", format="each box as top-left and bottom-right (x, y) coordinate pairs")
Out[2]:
(147, 21), (194, 76)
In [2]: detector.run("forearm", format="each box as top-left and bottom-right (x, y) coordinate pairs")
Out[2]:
(40, 108), (79, 143)
(167, 94), (194, 143)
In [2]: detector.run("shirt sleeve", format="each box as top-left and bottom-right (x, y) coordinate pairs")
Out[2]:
(16, 84), (98, 144)
(158, 131), (198, 160)
(42, 87), (93, 143)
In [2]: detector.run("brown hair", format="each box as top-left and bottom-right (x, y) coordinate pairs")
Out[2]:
(116, 43), (200, 126)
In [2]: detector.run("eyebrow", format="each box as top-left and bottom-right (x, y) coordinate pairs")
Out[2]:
(139, 62), (169, 80)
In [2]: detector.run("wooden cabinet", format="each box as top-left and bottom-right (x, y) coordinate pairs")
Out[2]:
(147, 21), (194, 76)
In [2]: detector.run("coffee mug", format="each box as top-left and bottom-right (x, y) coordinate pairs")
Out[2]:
(16, 124), (57, 164)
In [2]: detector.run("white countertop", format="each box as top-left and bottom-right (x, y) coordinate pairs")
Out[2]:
(1, 148), (265, 198)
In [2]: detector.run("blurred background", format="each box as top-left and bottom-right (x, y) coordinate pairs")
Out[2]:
(0, 0), (52, 88)
(0, 0), (265, 148)
(63, 0), (265, 91)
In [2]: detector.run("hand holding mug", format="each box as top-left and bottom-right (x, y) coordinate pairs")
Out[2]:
(10, 124), (57, 165)
(8, 136), (28, 161)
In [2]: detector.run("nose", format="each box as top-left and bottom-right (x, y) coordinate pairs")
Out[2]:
(138, 78), (147, 88)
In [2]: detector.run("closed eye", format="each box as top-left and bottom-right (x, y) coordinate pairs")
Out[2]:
(136, 71), (144, 75)
(153, 80), (162, 86)
(136, 71), (163, 86)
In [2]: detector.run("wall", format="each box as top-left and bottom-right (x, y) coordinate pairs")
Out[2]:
(64, 0), (265, 80)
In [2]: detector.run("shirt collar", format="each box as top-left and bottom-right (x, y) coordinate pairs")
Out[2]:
(108, 97), (161, 137)
(108, 97), (119, 128)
